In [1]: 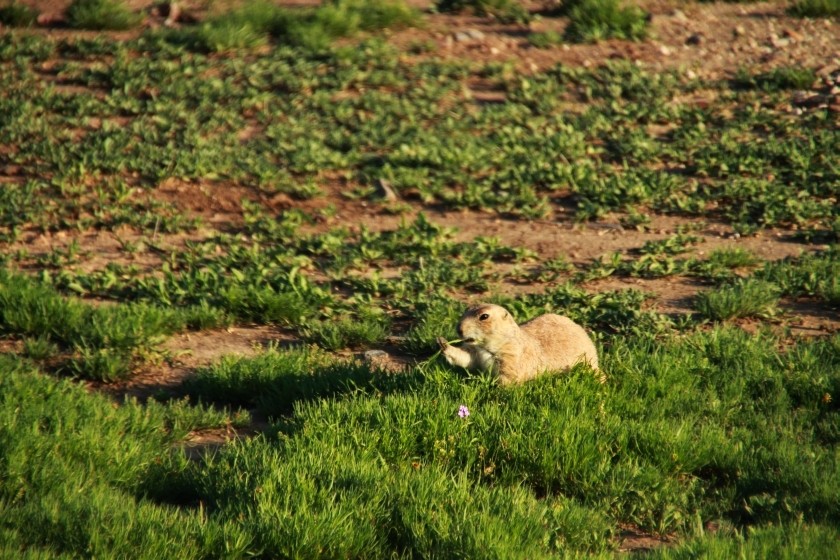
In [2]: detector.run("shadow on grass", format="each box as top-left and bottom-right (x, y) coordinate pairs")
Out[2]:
(179, 346), (428, 420)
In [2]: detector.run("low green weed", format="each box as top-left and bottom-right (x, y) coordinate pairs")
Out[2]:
(21, 335), (60, 360)
(757, 248), (840, 303)
(733, 66), (817, 91)
(564, 0), (649, 43)
(65, 0), (142, 30)
(435, 0), (530, 23)
(694, 278), (780, 321)
(0, 360), (250, 559)
(0, 269), (185, 381)
(337, 0), (420, 31)
(5, 32), (832, 234)
(502, 283), (672, 337)
(691, 247), (760, 281)
(0, 1), (38, 26)
(788, 0), (840, 17)
(527, 30), (564, 49)
(64, 346), (134, 382)
(189, 19), (270, 52)
(531, 255), (575, 282)
(170, 0), (420, 52)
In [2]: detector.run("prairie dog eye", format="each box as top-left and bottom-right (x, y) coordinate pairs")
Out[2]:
(479, 313), (490, 321)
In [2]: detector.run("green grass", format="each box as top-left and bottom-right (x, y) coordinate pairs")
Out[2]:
(0, 25), (838, 559)
(4, 325), (838, 556)
(733, 66), (818, 91)
(694, 278), (781, 321)
(302, 309), (392, 350)
(65, 0), (142, 30)
(0, 269), (187, 380)
(0, 357), (250, 559)
(648, 523), (840, 559)
(528, 30), (564, 48)
(788, 0), (840, 17)
(435, 0), (530, 23)
(564, 0), (649, 43)
(0, 2), (38, 26)
(169, 0), (421, 52)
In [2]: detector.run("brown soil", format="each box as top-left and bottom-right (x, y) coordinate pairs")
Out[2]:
(617, 523), (674, 553)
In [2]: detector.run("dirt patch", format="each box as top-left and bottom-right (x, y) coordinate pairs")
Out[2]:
(783, 298), (840, 336)
(178, 423), (269, 461)
(162, 324), (297, 367)
(616, 523), (674, 553)
(94, 324), (297, 402)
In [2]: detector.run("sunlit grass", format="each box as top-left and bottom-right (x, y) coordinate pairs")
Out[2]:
(7, 324), (837, 556)
(694, 279), (780, 321)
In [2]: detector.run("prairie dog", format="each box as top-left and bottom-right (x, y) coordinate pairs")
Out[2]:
(437, 303), (599, 385)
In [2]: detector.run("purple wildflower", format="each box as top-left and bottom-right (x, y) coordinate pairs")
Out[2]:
(458, 405), (470, 418)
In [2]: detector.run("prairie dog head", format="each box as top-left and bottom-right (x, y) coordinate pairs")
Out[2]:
(457, 304), (518, 354)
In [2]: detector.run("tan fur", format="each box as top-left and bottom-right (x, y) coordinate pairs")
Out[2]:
(437, 303), (600, 385)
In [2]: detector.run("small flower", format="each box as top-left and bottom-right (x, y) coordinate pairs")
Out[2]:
(458, 405), (470, 418)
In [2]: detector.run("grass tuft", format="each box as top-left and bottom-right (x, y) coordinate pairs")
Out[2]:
(0, 1), (39, 26)
(65, 0), (142, 30)
(564, 0), (649, 43)
(0, 270), (184, 381)
(757, 248), (840, 304)
(527, 30), (564, 48)
(788, 0), (840, 17)
(733, 66), (818, 91)
(302, 309), (391, 350)
(694, 278), (781, 321)
(435, 0), (530, 23)
(167, 0), (420, 52)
